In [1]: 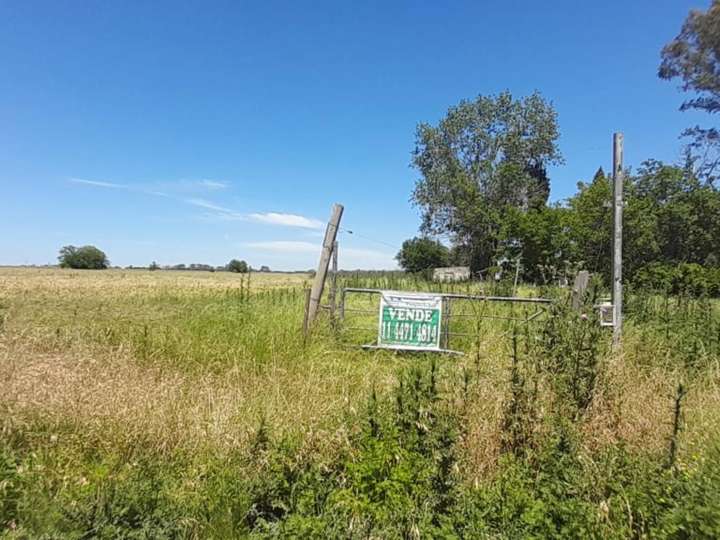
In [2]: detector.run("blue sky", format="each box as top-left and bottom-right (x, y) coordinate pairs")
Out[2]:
(0, 0), (709, 270)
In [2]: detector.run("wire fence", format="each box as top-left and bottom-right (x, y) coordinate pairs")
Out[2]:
(336, 287), (552, 353)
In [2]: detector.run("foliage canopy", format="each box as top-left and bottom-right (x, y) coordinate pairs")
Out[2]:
(660, 0), (720, 185)
(227, 259), (249, 273)
(412, 91), (562, 271)
(395, 237), (449, 274)
(58, 245), (109, 270)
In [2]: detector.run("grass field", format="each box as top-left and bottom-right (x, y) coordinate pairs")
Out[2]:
(2, 268), (720, 537)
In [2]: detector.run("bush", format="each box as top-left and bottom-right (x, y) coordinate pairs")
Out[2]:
(227, 259), (249, 273)
(659, 444), (720, 538)
(56, 458), (191, 538)
(396, 237), (450, 274)
(58, 245), (109, 270)
(0, 447), (21, 530)
(197, 360), (464, 537)
(634, 262), (720, 297)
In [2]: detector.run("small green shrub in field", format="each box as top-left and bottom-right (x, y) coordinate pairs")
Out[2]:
(541, 299), (606, 415)
(227, 359), (463, 538)
(500, 290), (607, 457)
(457, 427), (720, 539)
(634, 262), (720, 298)
(0, 447), (21, 531)
(464, 427), (603, 538)
(327, 362), (461, 537)
(487, 276), (516, 297)
(658, 447), (720, 539)
(58, 462), (189, 539)
(626, 293), (720, 370)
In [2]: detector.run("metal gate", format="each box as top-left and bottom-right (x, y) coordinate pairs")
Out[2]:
(338, 287), (553, 354)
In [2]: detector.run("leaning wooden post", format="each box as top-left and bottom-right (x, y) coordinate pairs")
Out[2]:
(306, 203), (344, 331)
(612, 133), (624, 349)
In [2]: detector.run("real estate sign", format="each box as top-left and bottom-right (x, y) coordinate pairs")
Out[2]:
(377, 291), (442, 351)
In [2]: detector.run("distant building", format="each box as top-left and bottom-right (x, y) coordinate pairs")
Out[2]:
(433, 266), (471, 282)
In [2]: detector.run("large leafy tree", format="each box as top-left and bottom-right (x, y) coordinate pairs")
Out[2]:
(631, 160), (720, 267)
(499, 204), (574, 284)
(396, 237), (449, 274)
(58, 245), (109, 269)
(565, 168), (614, 280)
(660, 1), (720, 185)
(564, 162), (720, 284)
(412, 91), (562, 271)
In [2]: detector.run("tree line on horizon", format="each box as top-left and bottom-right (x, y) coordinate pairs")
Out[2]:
(57, 247), (263, 274)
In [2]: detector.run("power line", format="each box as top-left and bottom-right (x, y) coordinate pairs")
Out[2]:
(339, 227), (401, 251)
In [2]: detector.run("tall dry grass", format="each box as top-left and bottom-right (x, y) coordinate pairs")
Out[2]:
(1, 267), (719, 484)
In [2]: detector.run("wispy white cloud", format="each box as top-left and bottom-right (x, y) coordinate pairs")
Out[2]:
(70, 177), (322, 231)
(197, 179), (228, 190)
(248, 212), (323, 229)
(185, 198), (236, 214)
(70, 177), (167, 197)
(70, 177), (227, 194)
(152, 179), (229, 193)
(70, 178), (127, 189)
(201, 211), (323, 228)
(197, 211), (245, 221)
(147, 190), (171, 198)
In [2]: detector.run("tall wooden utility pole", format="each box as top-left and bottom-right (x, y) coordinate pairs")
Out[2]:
(306, 203), (344, 329)
(612, 133), (624, 349)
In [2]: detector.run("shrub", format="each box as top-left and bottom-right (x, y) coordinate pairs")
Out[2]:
(634, 262), (720, 297)
(57, 458), (191, 538)
(0, 447), (21, 530)
(396, 237), (450, 274)
(58, 245), (109, 270)
(659, 444), (720, 538)
(227, 259), (249, 273)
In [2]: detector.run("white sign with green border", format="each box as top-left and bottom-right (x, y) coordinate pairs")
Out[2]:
(377, 291), (443, 351)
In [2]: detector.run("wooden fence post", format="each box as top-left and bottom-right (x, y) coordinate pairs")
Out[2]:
(442, 297), (452, 350)
(571, 270), (590, 311)
(306, 204), (344, 332)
